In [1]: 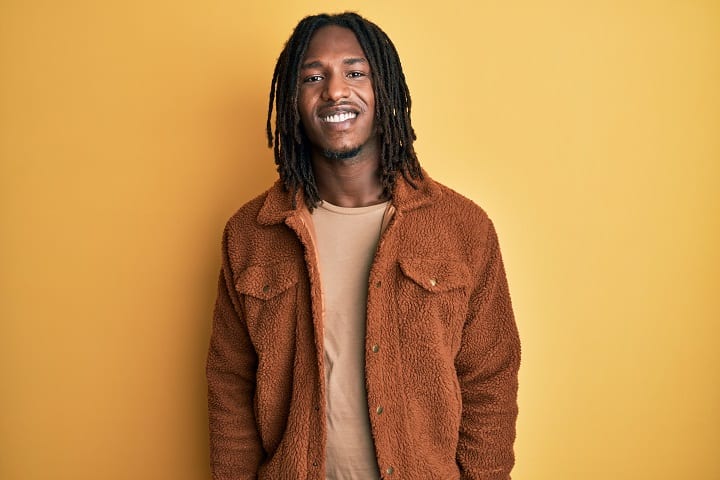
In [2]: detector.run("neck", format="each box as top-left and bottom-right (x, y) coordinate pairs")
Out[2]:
(311, 150), (385, 208)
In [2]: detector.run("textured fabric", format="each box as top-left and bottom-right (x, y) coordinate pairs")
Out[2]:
(312, 200), (388, 479)
(207, 171), (520, 480)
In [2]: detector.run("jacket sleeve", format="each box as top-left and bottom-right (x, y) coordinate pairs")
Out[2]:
(206, 229), (264, 479)
(455, 219), (520, 480)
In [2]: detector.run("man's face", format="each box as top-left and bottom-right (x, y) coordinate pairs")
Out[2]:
(298, 25), (377, 160)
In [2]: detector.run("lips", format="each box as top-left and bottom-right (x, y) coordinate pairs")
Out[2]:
(321, 112), (358, 123)
(317, 103), (361, 124)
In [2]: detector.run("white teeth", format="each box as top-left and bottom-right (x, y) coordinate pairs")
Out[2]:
(322, 112), (357, 123)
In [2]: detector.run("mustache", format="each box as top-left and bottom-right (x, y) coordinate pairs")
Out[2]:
(317, 101), (361, 116)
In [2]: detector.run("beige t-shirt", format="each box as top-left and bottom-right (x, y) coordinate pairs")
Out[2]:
(311, 199), (388, 480)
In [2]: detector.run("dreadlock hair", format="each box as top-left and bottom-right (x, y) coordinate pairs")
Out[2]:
(266, 12), (423, 211)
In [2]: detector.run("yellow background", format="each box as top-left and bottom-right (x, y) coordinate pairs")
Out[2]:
(2, 1), (718, 479)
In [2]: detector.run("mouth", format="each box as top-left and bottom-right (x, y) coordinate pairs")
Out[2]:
(318, 103), (361, 124)
(321, 112), (358, 123)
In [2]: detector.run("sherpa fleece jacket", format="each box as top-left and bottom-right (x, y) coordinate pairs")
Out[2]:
(207, 171), (520, 480)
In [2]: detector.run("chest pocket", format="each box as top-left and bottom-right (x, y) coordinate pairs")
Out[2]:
(234, 260), (299, 347)
(397, 257), (471, 353)
(236, 260), (298, 300)
(398, 257), (470, 293)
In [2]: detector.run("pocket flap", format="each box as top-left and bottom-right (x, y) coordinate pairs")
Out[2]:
(235, 261), (298, 300)
(399, 257), (470, 292)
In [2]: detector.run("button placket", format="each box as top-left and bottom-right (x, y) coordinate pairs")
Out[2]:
(369, 271), (392, 474)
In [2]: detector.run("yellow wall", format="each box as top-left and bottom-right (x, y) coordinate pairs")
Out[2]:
(2, 1), (718, 479)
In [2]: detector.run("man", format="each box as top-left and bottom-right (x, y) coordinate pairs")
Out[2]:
(207, 12), (520, 480)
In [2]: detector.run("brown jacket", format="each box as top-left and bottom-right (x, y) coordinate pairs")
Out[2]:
(207, 172), (520, 479)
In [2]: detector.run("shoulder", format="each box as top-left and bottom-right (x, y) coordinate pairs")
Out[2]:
(416, 174), (493, 235)
(219, 181), (302, 270)
(398, 174), (503, 269)
(436, 180), (490, 220)
(223, 186), (273, 239)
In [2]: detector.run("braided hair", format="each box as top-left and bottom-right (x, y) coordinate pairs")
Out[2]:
(266, 12), (422, 210)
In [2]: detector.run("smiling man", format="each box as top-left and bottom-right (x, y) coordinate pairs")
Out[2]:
(207, 12), (520, 480)
(298, 25), (376, 163)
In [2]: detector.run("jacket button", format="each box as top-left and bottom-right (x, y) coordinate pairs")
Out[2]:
(313, 461), (318, 467)
(386, 466), (394, 475)
(262, 285), (270, 293)
(375, 280), (382, 288)
(371, 344), (380, 353)
(376, 406), (384, 415)
(429, 278), (437, 287)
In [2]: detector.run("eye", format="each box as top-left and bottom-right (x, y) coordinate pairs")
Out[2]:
(303, 75), (323, 83)
(347, 71), (367, 79)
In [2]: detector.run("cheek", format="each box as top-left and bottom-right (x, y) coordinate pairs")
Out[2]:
(298, 108), (316, 136)
(364, 88), (376, 116)
(297, 100), (307, 119)
(297, 91), (313, 119)
(298, 105), (310, 125)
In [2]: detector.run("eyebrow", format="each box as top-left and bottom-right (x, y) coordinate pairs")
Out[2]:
(300, 57), (368, 70)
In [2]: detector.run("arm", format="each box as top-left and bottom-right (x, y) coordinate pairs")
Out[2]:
(455, 220), (521, 480)
(206, 231), (264, 479)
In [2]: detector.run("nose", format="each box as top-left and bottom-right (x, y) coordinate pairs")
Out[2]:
(322, 72), (350, 101)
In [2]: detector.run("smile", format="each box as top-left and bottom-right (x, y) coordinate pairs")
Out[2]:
(321, 112), (358, 123)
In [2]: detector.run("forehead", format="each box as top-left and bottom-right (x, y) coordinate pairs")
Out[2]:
(302, 25), (367, 62)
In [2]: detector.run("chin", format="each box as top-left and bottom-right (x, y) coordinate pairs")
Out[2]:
(322, 145), (362, 160)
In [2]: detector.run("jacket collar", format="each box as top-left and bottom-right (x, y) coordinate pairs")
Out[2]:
(257, 169), (441, 226)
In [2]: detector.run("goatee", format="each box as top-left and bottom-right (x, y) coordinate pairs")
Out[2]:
(322, 145), (362, 161)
